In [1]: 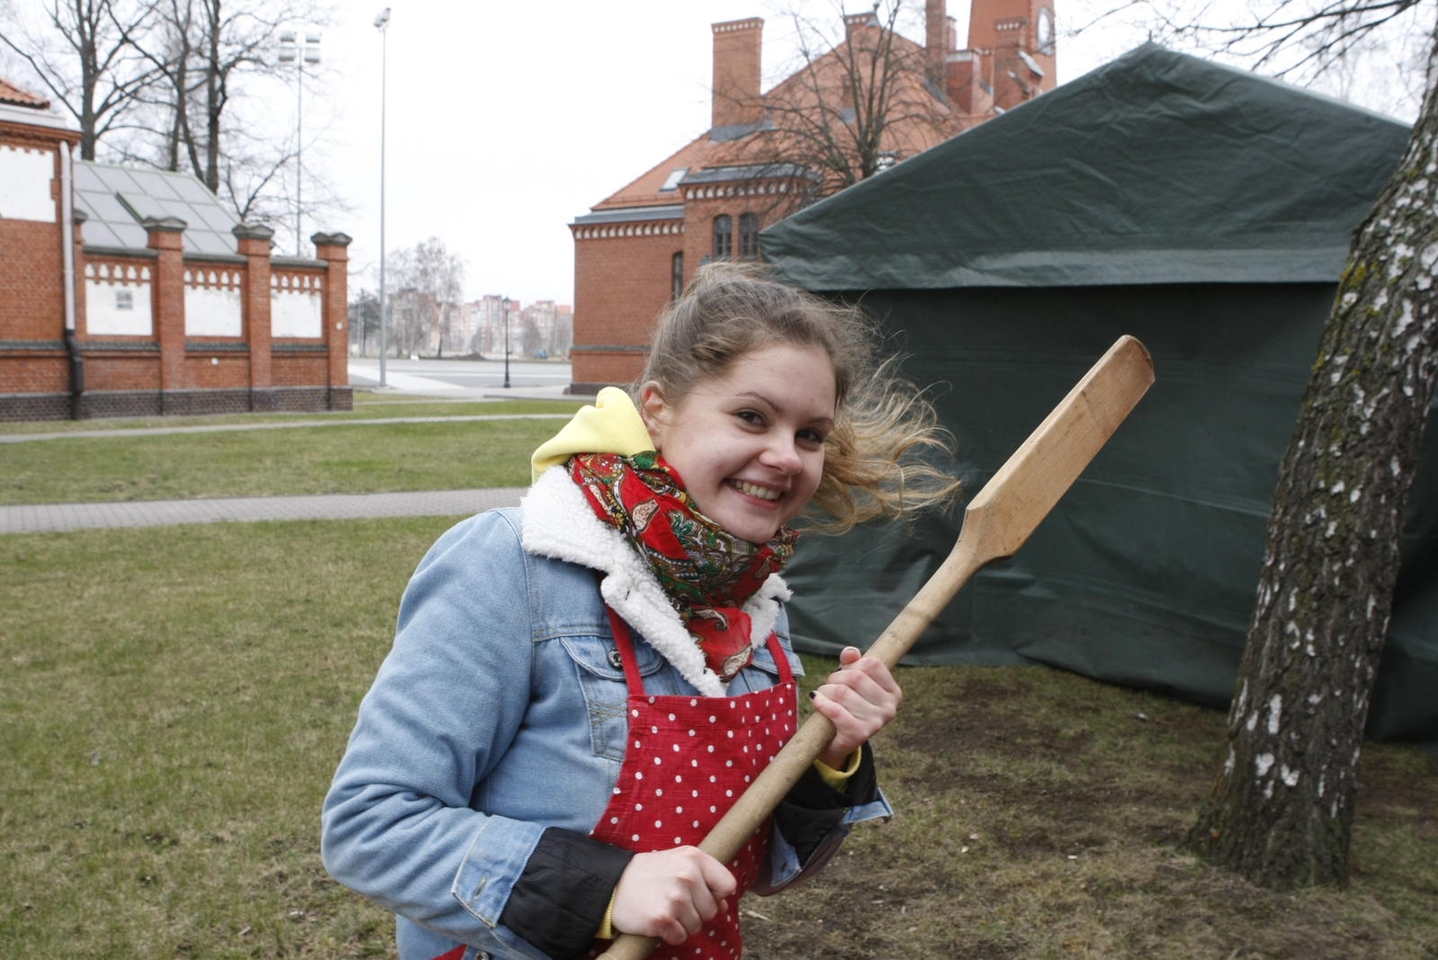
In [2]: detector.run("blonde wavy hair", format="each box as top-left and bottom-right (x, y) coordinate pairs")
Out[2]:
(635, 262), (959, 535)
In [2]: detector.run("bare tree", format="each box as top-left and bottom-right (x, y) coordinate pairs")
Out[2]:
(736, 0), (961, 211)
(1177, 5), (1438, 889)
(2, 0), (338, 248)
(125, 0), (322, 216)
(0, 0), (165, 159)
(386, 238), (466, 358)
(1074, 0), (1434, 117)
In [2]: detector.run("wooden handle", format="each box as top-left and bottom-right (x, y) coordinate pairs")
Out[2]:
(598, 336), (1155, 960)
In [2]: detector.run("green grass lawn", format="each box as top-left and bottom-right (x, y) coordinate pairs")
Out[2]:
(2, 521), (1435, 959)
(0, 408), (580, 505)
(1, 404), (1434, 957)
(1, 519), (446, 958)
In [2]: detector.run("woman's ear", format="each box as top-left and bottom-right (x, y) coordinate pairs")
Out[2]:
(638, 381), (668, 451)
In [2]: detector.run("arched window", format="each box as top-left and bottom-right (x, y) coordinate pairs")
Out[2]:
(712, 214), (733, 260)
(738, 212), (760, 260)
(671, 252), (684, 301)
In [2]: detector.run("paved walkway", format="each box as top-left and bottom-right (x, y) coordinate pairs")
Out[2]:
(0, 384), (574, 534)
(0, 413), (572, 445)
(0, 488), (528, 534)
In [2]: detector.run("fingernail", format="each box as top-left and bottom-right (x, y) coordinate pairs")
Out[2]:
(808, 690), (816, 699)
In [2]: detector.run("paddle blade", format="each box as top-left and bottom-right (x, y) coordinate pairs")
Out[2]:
(962, 334), (1154, 563)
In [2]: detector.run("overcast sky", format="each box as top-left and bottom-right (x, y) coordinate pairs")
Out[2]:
(7, 0), (1401, 307)
(306, 0), (1159, 307)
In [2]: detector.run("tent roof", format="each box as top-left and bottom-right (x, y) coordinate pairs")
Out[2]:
(761, 44), (1411, 289)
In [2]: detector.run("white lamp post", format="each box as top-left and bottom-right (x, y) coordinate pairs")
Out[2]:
(374, 7), (390, 387)
(277, 28), (320, 257)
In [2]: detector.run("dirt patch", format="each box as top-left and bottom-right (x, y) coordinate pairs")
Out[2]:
(741, 665), (1438, 960)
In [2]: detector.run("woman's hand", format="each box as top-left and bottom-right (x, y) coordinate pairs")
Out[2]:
(810, 646), (903, 769)
(610, 847), (737, 945)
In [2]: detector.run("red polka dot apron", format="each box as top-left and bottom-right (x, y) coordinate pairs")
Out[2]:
(585, 608), (798, 960)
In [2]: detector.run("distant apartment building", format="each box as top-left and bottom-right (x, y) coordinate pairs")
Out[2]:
(465, 295), (516, 357)
(460, 296), (574, 360)
(520, 300), (574, 359)
(568, 0), (1057, 392)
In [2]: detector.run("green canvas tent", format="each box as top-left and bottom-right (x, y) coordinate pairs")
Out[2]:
(762, 43), (1436, 745)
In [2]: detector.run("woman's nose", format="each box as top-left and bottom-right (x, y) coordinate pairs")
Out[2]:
(760, 435), (803, 474)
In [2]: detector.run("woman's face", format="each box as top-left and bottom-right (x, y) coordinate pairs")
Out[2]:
(641, 342), (837, 543)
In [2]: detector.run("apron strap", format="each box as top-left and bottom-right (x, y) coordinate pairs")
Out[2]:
(603, 606), (647, 696)
(764, 631), (795, 684)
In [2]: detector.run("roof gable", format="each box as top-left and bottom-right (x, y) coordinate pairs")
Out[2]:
(763, 43), (1412, 289)
(0, 77), (49, 109)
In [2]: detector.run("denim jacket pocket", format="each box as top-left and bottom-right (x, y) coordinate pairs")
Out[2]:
(559, 634), (664, 762)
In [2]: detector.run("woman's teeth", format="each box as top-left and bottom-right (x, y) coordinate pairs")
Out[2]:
(732, 480), (781, 501)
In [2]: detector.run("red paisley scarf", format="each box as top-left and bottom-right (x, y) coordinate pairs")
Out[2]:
(570, 451), (797, 681)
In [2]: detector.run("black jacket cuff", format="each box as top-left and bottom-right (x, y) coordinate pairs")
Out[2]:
(499, 827), (635, 959)
(774, 742), (879, 863)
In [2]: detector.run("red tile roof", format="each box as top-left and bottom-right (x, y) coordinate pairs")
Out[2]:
(593, 134), (744, 210)
(0, 77), (51, 109)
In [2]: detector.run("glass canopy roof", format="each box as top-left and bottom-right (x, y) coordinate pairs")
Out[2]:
(74, 161), (241, 256)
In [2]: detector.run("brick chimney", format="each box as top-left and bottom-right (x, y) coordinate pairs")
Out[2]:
(712, 18), (763, 133)
(926, 0), (954, 88)
(844, 10), (879, 34)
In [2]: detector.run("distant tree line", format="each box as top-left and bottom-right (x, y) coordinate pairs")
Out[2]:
(346, 236), (572, 362)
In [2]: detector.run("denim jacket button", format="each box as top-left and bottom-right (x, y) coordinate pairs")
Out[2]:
(608, 647), (623, 669)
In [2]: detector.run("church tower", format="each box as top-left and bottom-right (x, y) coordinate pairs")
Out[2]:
(928, 0), (1056, 116)
(966, 0), (1056, 110)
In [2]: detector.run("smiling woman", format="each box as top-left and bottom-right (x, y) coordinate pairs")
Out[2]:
(321, 263), (962, 960)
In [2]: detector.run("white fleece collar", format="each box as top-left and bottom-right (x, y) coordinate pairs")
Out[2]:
(520, 466), (791, 697)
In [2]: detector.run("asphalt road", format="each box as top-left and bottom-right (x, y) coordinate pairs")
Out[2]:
(346, 357), (575, 397)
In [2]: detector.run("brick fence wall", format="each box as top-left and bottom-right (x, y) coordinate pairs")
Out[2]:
(0, 216), (353, 422)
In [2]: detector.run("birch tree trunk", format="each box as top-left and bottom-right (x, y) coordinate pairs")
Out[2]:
(1183, 16), (1438, 889)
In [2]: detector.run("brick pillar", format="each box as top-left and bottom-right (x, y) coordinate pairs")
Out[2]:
(144, 216), (187, 407)
(312, 231), (353, 411)
(234, 222), (275, 411)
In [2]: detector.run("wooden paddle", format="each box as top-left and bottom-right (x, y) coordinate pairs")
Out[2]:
(598, 335), (1155, 960)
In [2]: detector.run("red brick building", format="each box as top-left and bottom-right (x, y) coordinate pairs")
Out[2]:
(0, 78), (351, 421)
(568, 0), (1057, 392)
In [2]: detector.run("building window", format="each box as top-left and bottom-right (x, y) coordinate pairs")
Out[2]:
(713, 214), (732, 260)
(671, 252), (684, 301)
(738, 213), (759, 261)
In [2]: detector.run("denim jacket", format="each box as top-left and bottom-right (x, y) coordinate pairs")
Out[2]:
(321, 469), (892, 960)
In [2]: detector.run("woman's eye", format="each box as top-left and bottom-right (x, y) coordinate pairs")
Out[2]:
(736, 410), (764, 426)
(798, 428), (826, 445)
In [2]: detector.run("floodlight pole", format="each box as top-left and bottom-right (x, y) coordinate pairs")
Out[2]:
(375, 7), (390, 387)
(278, 28), (320, 257)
